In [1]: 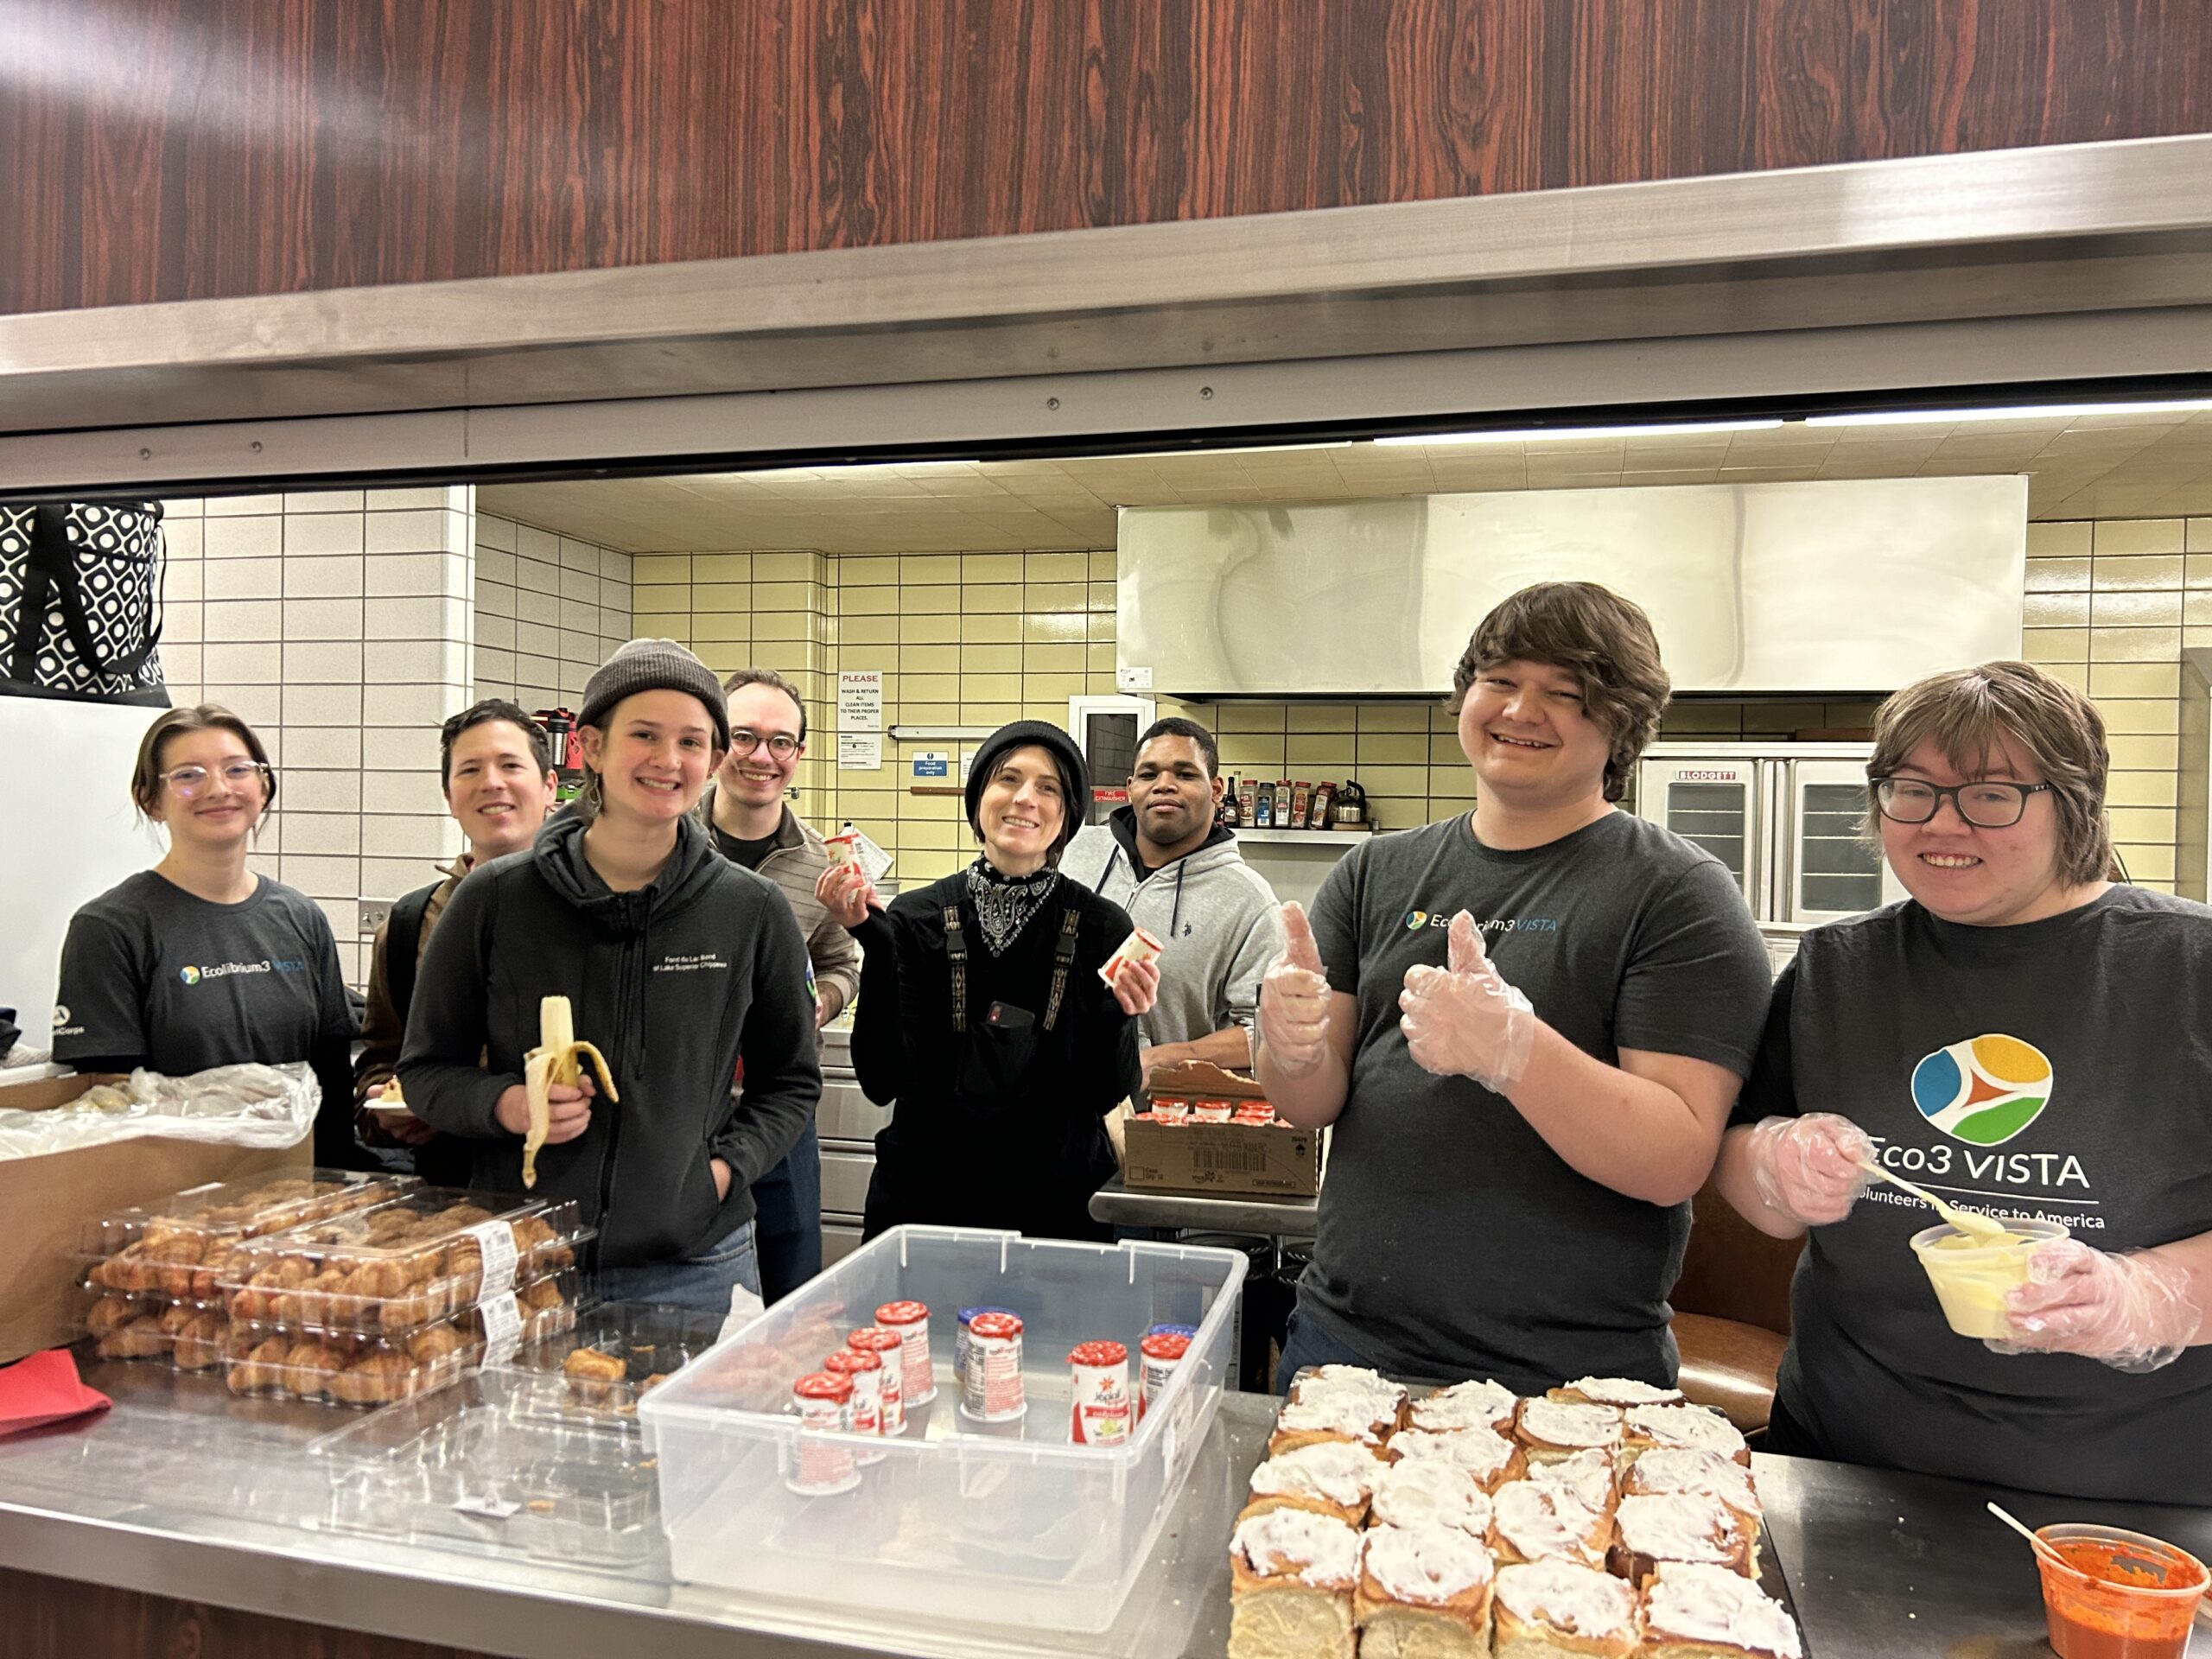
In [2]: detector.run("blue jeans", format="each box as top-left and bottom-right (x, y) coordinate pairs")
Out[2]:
(594, 1218), (760, 1316)
(1275, 1300), (1386, 1395)
(750, 1137), (823, 1303)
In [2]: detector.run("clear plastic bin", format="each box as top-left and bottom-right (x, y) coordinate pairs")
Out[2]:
(311, 1369), (665, 1566)
(639, 1225), (1245, 1634)
(219, 1189), (588, 1335)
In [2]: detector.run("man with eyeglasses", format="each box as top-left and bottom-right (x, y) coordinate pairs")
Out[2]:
(1717, 660), (2212, 1504)
(702, 667), (860, 1300)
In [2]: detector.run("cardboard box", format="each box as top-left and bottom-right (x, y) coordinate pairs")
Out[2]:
(1121, 1116), (1322, 1198)
(0, 1074), (310, 1363)
(1122, 1060), (1321, 1198)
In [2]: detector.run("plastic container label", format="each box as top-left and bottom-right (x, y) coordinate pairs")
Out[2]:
(479, 1292), (523, 1369)
(466, 1219), (520, 1302)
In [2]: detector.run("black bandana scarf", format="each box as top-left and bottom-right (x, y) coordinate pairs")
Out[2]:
(965, 856), (1061, 957)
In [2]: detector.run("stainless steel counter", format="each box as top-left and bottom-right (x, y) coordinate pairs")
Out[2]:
(3, 1356), (2204, 1656)
(0, 1357), (1258, 1659)
(1088, 1174), (1317, 1240)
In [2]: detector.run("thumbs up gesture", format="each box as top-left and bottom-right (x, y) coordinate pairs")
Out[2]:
(1257, 902), (1334, 1078)
(1398, 911), (1538, 1090)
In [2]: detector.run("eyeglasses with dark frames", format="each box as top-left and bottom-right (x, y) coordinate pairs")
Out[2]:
(1870, 774), (2052, 829)
(728, 729), (802, 760)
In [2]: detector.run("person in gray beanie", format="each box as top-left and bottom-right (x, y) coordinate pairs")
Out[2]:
(817, 719), (1160, 1241)
(403, 638), (821, 1313)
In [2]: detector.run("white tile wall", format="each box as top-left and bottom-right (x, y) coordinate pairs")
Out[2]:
(158, 486), (478, 983)
(471, 513), (633, 710)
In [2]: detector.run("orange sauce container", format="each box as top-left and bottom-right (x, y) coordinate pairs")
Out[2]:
(2034, 1523), (2208, 1659)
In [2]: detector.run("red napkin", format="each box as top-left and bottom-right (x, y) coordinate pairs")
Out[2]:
(0, 1349), (112, 1438)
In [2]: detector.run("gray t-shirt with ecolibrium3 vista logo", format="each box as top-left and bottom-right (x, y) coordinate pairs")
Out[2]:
(1300, 810), (1770, 1393)
(1735, 886), (2212, 1503)
(53, 869), (355, 1078)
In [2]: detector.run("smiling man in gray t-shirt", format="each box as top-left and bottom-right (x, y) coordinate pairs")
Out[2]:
(1257, 583), (1770, 1391)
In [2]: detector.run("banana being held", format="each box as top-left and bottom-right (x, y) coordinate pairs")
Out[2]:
(522, 995), (620, 1188)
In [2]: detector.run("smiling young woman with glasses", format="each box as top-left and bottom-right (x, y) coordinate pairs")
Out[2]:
(49, 704), (370, 1168)
(1717, 659), (2212, 1505)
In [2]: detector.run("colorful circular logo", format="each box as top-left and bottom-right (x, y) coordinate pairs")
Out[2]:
(178, 966), (200, 986)
(1406, 911), (1428, 931)
(1910, 1033), (2052, 1146)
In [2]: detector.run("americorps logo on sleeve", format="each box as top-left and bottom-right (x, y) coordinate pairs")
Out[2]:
(1910, 1034), (2053, 1146)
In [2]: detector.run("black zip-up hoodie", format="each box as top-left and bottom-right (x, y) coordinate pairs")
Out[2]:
(399, 812), (820, 1267)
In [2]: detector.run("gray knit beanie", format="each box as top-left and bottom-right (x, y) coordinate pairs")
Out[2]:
(577, 639), (731, 750)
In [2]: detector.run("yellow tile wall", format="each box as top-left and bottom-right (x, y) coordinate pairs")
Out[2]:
(652, 517), (2212, 895)
(2019, 517), (2212, 893)
(632, 550), (842, 829)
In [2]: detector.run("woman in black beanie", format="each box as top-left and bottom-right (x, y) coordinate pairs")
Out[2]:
(818, 720), (1160, 1241)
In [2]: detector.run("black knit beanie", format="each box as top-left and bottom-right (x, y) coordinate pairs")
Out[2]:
(577, 639), (731, 751)
(964, 720), (1090, 857)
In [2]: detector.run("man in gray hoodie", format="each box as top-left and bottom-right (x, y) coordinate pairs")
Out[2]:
(1062, 716), (1284, 1076)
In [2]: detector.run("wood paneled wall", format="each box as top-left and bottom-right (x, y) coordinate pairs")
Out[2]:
(4, 0), (2207, 315)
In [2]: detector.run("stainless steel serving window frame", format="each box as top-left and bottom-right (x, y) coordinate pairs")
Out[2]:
(1, 136), (2210, 495)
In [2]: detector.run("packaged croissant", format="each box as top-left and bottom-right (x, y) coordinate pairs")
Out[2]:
(220, 1313), (484, 1406)
(81, 1169), (417, 1300)
(217, 1188), (590, 1338)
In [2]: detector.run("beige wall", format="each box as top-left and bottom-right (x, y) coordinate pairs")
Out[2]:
(156, 488), (477, 982)
(471, 513), (634, 709)
(637, 513), (2212, 895)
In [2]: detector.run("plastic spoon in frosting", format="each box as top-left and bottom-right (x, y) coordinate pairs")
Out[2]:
(1859, 1159), (2012, 1239)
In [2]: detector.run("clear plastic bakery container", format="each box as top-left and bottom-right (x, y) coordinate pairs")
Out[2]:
(218, 1188), (588, 1335)
(639, 1225), (1244, 1634)
(311, 1368), (665, 1566)
(499, 1300), (727, 1423)
(81, 1169), (418, 1300)
(216, 1268), (581, 1405)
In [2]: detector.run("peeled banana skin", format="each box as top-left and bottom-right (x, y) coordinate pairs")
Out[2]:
(522, 995), (620, 1188)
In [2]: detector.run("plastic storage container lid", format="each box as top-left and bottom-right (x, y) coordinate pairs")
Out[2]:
(219, 1188), (590, 1337)
(311, 1370), (666, 1566)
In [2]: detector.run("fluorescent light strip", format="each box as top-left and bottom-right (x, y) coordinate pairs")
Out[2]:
(1808, 398), (2212, 428)
(1376, 418), (1782, 447)
(1116, 441), (1357, 459)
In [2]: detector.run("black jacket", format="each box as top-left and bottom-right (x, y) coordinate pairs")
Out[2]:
(848, 867), (1141, 1241)
(400, 813), (820, 1267)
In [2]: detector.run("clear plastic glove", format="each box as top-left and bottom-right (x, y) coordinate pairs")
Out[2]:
(1988, 1241), (2204, 1373)
(1396, 912), (1536, 1091)
(1256, 902), (1332, 1078)
(1739, 1113), (1874, 1228)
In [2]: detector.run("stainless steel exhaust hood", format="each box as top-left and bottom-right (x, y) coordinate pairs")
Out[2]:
(1117, 476), (2025, 697)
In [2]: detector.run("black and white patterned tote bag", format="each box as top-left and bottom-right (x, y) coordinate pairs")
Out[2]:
(0, 501), (169, 706)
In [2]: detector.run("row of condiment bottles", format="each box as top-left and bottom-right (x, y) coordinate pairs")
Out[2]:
(1220, 778), (1369, 830)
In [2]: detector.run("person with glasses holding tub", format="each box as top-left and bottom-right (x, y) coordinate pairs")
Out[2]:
(52, 704), (369, 1168)
(1716, 660), (2212, 1503)
(700, 666), (861, 1301)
